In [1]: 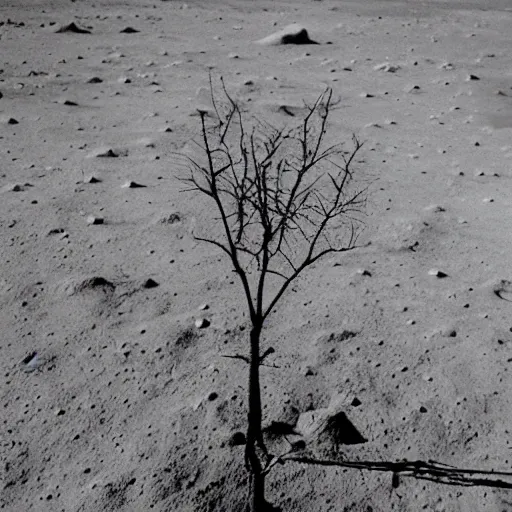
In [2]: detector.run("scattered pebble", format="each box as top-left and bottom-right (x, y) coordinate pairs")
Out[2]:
(351, 397), (362, 407)
(1, 116), (19, 125)
(87, 215), (104, 225)
(228, 431), (246, 446)
(373, 62), (400, 72)
(57, 98), (78, 106)
(121, 180), (146, 188)
(424, 204), (446, 212)
(428, 268), (448, 278)
(256, 24), (318, 45)
(83, 175), (101, 184)
(4, 183), (31, 192)
(195, 318), (210, 329)
(143, 278), (159, 289)
(55, 22), (91, 34)
(120, 26), (139, 33)
(90, 148), (119, 158)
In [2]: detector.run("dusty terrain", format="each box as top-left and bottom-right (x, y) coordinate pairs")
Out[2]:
(2, 0), (512, 510)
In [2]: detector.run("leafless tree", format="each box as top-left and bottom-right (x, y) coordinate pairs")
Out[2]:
(179, 76), (368, 511)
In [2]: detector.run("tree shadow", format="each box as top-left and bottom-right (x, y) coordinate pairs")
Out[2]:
(283, 456), (512, 490)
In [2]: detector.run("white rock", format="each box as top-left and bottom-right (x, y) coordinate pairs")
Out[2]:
(195, 318), (210, 329)
(87, 215), (104, 225)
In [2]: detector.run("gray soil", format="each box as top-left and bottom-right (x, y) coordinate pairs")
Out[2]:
(1, 0), (512, 510)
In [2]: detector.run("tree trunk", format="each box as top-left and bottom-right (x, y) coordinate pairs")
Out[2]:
(245, 323), (268, 512)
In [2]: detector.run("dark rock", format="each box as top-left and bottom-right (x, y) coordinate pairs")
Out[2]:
(351, 397), (362, 407)
(120, 26), (139, 33)
(55, 22), (91, 34)
(143, 278), (159, 289)
(228, 431), (246, 446)
(257, 24), (318, 46)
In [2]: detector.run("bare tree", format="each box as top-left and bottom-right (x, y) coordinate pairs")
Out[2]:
(179, 76), (368, 511)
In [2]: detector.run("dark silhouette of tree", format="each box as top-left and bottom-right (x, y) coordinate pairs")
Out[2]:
(180, 76), (368, 511)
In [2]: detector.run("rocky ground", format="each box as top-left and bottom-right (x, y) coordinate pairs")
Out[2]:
(1, 0), (512, 510)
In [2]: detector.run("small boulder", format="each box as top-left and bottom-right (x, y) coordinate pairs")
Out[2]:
(195, 318), (210, 329)
(86, 215), (104, 225)
(121, 180), (146, 188)
(228, 431), (246, 446)
(120, 26), (139, 33)
(55, 22), (91, 34)
(143, 278), (159, 289)
(256, 24), (318, 46)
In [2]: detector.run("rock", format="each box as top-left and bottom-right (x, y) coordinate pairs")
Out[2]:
(198, 304), (209, 310)
(4, 183), (31, 192)
(374, 62), (400, 72)
(195, 318), (210, 329)
(405, 84), (421, 93)
(297, 409), (367, 446)
(121, 180), (146, 188)
(256, 24), (318, 46)
(47, 228), (65, 236)
(303, 365), (317, 376)
(120, 26), (139, 33)
(83, 175), (101, 184)
(55, 22), (91, 34)
(428, 268), (448, 278)
(87, 76), (103, 83)
(424, 204), (445, 213)
(1, 116), (19, 125)
(20, 351), (42, 373)
(419, 406), (427, 413)
(58, 98), (78, 106)
(493, 280), (512, 302)
(153, 212), (181, 225)
(87, 215), (104, 225)
(90, 147), (119, 158)
(207, 392), (218, 401)
(143, 278), (159, 289)
(54, 408), (66, 416)
(351, 397), (362, 407)
(228, 431), (246, 446)
(467, 74), (480, 81)
(356, 268), (372, 277)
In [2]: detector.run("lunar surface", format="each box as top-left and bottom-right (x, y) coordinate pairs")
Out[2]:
(1, 0), (512, 510)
